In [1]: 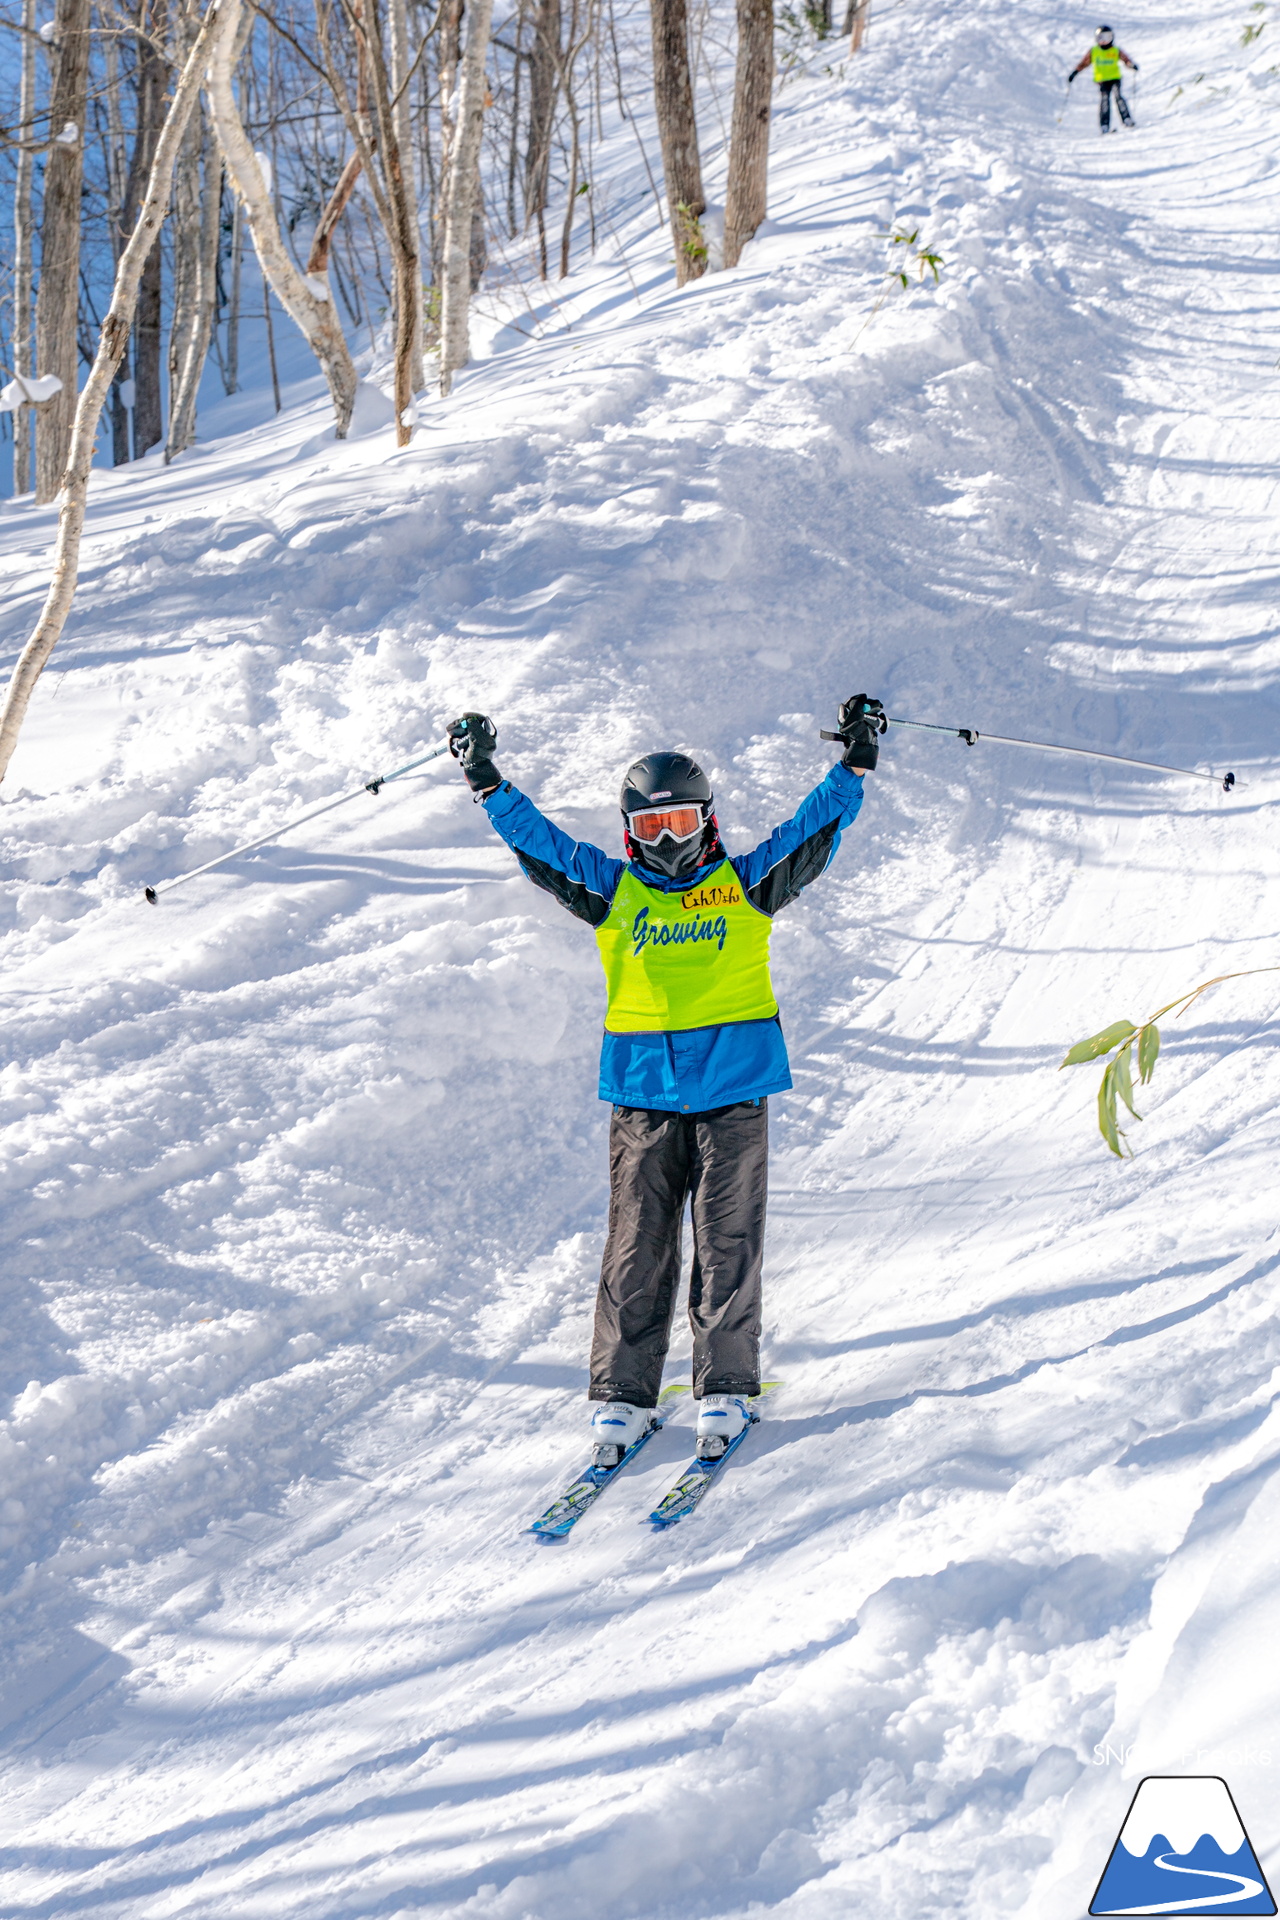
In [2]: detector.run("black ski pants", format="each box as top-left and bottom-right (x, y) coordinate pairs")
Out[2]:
(589, 1099), (768, 1408)
(1098, 78), (1132, 130)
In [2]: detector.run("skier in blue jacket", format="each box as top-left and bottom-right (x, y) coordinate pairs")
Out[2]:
(447, 696), (885, 1467)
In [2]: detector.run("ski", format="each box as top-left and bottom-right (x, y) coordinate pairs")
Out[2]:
(648, 1383), (781, 1530)
(527, 1384), (688, 1540)
(647, 1416), (758, 1528)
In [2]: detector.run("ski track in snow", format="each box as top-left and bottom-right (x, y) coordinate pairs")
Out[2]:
(3, 0), (1280, 1913)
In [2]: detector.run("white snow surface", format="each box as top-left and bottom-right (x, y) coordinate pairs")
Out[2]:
(3, 0), (1280, 1913)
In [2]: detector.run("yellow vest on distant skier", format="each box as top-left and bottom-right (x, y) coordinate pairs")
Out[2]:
(1091, 42), (1121, 81)
(595, 861), (778, 1034)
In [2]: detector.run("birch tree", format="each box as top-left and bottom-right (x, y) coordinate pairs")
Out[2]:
(305, 4), (370, 285)
(34, 0), (91, 503)
(103, 31), (133, 465)
(206, 0), (359, 436)
(165, 2), (206, 457)
(310, 0), (422, 440)
(0, 0), (235, 786)
(13, 0), (38, 496)
(438, 0), (496, 393)
(167, 124), (223, 458)
(121, 1), (171, 456)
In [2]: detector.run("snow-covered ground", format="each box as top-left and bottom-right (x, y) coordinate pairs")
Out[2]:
(3, 0), (1280, 1912)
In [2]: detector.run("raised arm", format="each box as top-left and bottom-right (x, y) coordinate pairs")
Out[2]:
(484, 783), (625, 926)
(448, 710), (624, 925)
(731, 762), (865, 914)
(731, 694), (883, 915)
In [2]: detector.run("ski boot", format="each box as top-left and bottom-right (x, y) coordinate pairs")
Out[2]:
(695, 1394), (750, 1460)
(590, 1401), (651, 1469)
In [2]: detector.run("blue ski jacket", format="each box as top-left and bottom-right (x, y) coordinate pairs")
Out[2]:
(481, 760), (866, 1112)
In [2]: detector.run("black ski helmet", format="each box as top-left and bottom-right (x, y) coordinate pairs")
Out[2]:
(619, 750), (718, 879)
(1095, 23), (1114, 43)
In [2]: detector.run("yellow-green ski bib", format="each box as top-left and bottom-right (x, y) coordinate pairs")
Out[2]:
(595, 861), (778, 1035)
(1090, 42), (1121, 80)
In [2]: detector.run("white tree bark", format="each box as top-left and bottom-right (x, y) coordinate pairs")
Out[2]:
(166, 3), (204, 457)
(35, 0), (91, 503)
(0, 0), (234, 786)
(13, 0), (37, 495)
(167, 129), (223, 458)
(439, 0), (496, 395)
(206, 0), (357, 436)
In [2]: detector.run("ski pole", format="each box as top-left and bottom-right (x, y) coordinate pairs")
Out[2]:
(143, 739), (452, 905)
(821, 715), (1237, 792)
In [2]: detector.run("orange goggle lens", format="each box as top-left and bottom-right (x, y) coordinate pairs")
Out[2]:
(628, 805), (704, 844)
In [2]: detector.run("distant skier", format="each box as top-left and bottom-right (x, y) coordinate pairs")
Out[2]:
(1068, 25), (1138, 132)
(447, 699), (885, 1466)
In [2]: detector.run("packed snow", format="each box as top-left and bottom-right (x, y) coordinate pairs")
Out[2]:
(3, 0), (1280, 1912)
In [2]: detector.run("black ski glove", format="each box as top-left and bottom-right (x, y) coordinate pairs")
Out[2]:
(448, 712), (502, 794)
(1066, 68), (1076, 82)
(825, 694), (886, 772)
(1131, 61), (1139, 71)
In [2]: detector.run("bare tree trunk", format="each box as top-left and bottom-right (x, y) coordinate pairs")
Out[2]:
(314, 0), (419, 442)
(34, 0), (91, 504)
(166, 4), (202, 458)
(306, 151), (364, 276)
(648, 0), (705, 286)
(127, 6), (170, 457)
(469, 165), (487, 291)
(167, 130), (222, 457)
(342, 0), (421, 442)
(13, 0), (37, 496)
(525, 0), (560, 276)
(225, 193), (243, 393)
(0, 0), (233, 786)
(555, 0), (594, 278)
(506, 0), (527, 236)
(207, 0), (358, 435)
(104, 30), (133, 464)
(844, 0), (868, 50)
(264, 277), (281, 410)
(389, 0), (424, 391)
(439, 0), (496, 393)
(435, 0), (462, 287)
(722, 0), (772, 268)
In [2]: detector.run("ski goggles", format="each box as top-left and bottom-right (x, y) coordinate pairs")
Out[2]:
(627, 804), (705, 844)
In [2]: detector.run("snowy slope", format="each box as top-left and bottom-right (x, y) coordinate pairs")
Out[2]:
(3, 0), (1280, 1913)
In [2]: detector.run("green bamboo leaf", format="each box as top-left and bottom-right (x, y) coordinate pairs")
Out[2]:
(1137, 1021), (1161, 1084)
(1097, 1063), (1126, 1157)
(1113, 1040), (1142, 1120)
(1061, 1019), (1137, 1068)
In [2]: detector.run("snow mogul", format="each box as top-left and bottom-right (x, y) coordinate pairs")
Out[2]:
(1067, 24), (1138, 133)
(447, 697), (885, 1467)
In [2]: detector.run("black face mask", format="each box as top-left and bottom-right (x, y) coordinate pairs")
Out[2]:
(628, 823), (715, 880)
